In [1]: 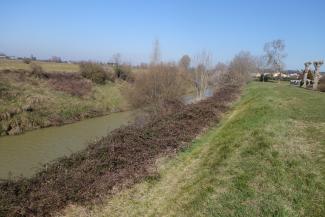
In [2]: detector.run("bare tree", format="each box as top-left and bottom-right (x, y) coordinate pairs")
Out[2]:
(256, 55), (267, 82)
(151, 39), (161, 65)
(112, 53), (121, 66)
(178, 55), (191, 72)
(192, 51), (212, 100)
(210, 62), (228, 86)
(218, 51), (257, 87)
(263, 39), (286, 81)
(313, 61), (324, 90)
(302, 61), (312, 88)
(124, 63), (186, 116)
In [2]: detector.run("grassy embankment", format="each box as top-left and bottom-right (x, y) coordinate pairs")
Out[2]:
(0, 60), (128, 136)
(63, 82), (325, 217)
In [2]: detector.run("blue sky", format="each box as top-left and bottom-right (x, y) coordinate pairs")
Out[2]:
(1, 0), (324, 69)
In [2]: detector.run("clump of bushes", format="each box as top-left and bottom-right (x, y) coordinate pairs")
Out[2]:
(114, 64), (134, 82)
(30, 63), (45, 78)
(319, 76), (325, 92)
(47, 73), (92, 97)
(79, 62), (135, 84)
(79, 62), (110, 84)
(23, 58), (31, 64)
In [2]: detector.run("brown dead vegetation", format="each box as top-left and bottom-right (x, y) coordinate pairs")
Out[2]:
(124, 63), (187, 116)
(46, 72), (92, 97)
(0, 84), (241, 217)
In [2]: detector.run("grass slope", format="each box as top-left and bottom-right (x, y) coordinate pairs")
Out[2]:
(63, 82), (325, 217)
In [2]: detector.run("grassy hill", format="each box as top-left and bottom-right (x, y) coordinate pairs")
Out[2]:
(62, 82), (325, 217)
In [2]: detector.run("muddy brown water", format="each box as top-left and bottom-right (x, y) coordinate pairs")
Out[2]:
(0, 89), (213, 179)
(0, 111), (136, 178)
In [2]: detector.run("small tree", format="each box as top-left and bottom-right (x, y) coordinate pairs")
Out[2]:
(125, 63), (186, 116)
(114, 64), (134, 81)
(192, 51), (212, 100)
(218, 51), (256, 87)
(210, 62), (228, 85)
(263, 39), (286, 81)
(178, 55), (191, 72)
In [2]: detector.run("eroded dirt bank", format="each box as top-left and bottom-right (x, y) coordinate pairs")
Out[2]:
(0, 85), (240, 217)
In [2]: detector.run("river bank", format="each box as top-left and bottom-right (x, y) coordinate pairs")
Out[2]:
(0, 111), (136, 179)
(0, 69), (129, 136)
(0, 84), (241, 216)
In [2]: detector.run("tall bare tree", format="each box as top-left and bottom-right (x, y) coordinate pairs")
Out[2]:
(263, 39), (286, 81)
(151, 39), (161, 65)
(192, 51), (212, 100)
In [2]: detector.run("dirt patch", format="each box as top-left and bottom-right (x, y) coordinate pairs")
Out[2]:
(0, 85), (241, 217)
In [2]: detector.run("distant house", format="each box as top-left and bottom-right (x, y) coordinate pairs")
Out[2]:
(288, 73), (300, 79)
(273, 72), (288, 78)
(0, 54), (6, 59)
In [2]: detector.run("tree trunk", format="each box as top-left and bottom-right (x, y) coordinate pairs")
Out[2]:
(302, 71), (308, 88)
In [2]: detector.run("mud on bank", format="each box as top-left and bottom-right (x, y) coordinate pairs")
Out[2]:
(0, 85), (241, 217)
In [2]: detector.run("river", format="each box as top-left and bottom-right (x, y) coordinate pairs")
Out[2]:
(0, 111), (135, 178)
(0, 88), (214, 179)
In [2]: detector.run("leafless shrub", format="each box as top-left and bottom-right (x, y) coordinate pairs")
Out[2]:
(210, 62), (228, 85)
(124, 63), (186, 116)
(217, 51), (257, 87)
(190, 51), (212, 100)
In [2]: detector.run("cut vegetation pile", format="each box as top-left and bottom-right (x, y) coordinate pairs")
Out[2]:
(0, 85), (241, 216)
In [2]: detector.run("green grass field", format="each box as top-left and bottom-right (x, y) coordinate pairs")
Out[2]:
(0, 59), (79, 72)
(62, 82), (325, 217)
